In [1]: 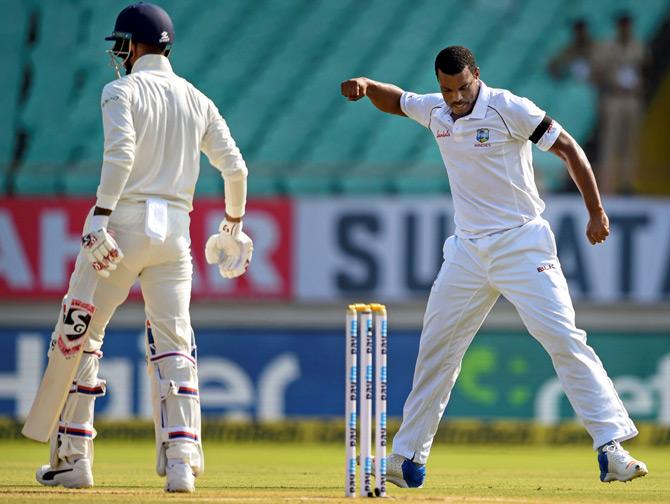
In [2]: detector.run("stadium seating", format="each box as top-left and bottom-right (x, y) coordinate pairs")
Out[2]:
(1, 0), (668, 196)
(0, 0), (33, 192)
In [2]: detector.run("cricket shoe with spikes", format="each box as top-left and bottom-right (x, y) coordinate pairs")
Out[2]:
(385, 453), (425, 488)
(36, 458), (93, 488)
(598, 441), (648, 482)
(165, 460), (195, 493)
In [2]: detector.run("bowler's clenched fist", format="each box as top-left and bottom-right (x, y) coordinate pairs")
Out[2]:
(341, 77), (369, 101)
(586, 210), (610, 245)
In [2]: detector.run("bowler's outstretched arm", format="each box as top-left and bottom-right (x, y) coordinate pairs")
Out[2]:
(341, 77), (406, 116)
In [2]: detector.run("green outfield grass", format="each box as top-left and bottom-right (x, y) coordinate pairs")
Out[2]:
(0, 440), (667, 503)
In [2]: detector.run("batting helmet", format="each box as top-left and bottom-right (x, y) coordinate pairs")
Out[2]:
(105, 2), (174, 52)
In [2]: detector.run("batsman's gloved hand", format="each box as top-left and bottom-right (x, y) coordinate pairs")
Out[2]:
(81, 214), (124, 278)
(205, 216), (253, 279)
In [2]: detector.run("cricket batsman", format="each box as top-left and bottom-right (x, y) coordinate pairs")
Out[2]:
(32, 2), (252, 492)
(341, 46), (648, 488)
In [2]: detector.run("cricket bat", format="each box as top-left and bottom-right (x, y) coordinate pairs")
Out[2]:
(22, 265), (99, 442)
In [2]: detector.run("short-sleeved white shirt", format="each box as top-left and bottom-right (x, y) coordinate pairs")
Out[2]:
(400, 81), (561, 238)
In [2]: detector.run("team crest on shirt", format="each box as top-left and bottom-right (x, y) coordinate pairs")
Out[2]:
(474, 128), (491, 147)
(476, 128), (490, 143)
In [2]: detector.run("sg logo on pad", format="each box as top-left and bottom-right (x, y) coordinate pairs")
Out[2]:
(56, 299), (96, 358)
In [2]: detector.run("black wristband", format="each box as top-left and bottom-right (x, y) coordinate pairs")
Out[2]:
(93, 206), (112, 216)
(225, 212), (243, 223)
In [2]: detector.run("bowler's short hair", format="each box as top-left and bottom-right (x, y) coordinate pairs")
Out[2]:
(434, 46), (477, 76)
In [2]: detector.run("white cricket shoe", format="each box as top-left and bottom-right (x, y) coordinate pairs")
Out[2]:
(36, 458), (93, 488)
(165, 460), (195, 493)
(385, 453), (425, 488)
(598, 441), (648, 482)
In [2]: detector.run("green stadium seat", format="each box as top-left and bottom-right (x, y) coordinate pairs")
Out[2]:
(248, 176), (282, 197)
(410, 136), (444, 165)
(327, 0), (455, 168)
(5, 0), (668, 196)
(339, 164), (394, 195)
(0, 165), (11, 195)
(0, 0), (32, 165)
(284, 165), (339, 195)
(64, 163), (101, 196)
(516, 75), (555, 110)
(533, 153), (568, 193)
(13, 164), (61, 195)
(392, 163), (450, 195)
(198, 1), (301, 100)
(223, 1), (356, 154)
(634, 0), (670, 39)
(574, 0), (629, 38)
(196, 164), (224, 196)
(19, 3), (81, 165)
(66, 88), (106, 164)
(552, 81), (597, 141)
(199, 159), (284, 198)
(247, 164), (283, 197)
(252, 0), (416, 164)
(177, 0), (267, 86)
(0, 0), (31, 165)
(302, 105), (380, 165)
(360, 119), (428, 165)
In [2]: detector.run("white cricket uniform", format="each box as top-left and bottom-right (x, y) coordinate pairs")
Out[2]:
(392, 81), (637, 464)
(53, 54), (247, 474)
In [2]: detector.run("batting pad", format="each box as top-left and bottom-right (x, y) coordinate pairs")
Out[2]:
(145, 320), (203, 477)
(50, 351), (105, 467)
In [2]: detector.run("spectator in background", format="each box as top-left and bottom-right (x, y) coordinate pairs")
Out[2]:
(593, 12), (648, 194)
(548, 19), (596, 82)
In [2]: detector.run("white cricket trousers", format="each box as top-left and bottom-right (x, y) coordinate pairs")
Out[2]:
(56, 201), (200, 468)
(81, 202), (194, 354)
(392, 217), (637, 464)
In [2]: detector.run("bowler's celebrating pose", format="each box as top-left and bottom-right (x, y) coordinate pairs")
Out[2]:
(32, 2), (252, 493)
(341, 46), (647, 488)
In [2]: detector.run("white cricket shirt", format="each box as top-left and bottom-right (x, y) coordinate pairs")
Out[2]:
(400, 81), (561, 238)
(96, 54), (247, 214)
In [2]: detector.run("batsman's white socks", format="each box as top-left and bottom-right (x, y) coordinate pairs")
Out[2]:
(598, 441), (648, 482)
(165, 459), (195, 493)
(36, 458), (93, 488)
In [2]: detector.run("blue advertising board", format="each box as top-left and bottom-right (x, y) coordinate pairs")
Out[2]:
(0, 327), (668, 423)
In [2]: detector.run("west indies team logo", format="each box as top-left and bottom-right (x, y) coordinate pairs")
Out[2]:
(476, 128), (490, 143)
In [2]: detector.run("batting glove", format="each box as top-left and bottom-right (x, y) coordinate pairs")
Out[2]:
(81, 214), (124, 278)
(205, 217), (253, 279)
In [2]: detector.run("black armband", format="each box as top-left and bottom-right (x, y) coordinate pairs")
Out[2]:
(529, 114), (553, 144)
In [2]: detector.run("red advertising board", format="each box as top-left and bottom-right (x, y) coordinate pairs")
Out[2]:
(0, 198), (293, 300)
